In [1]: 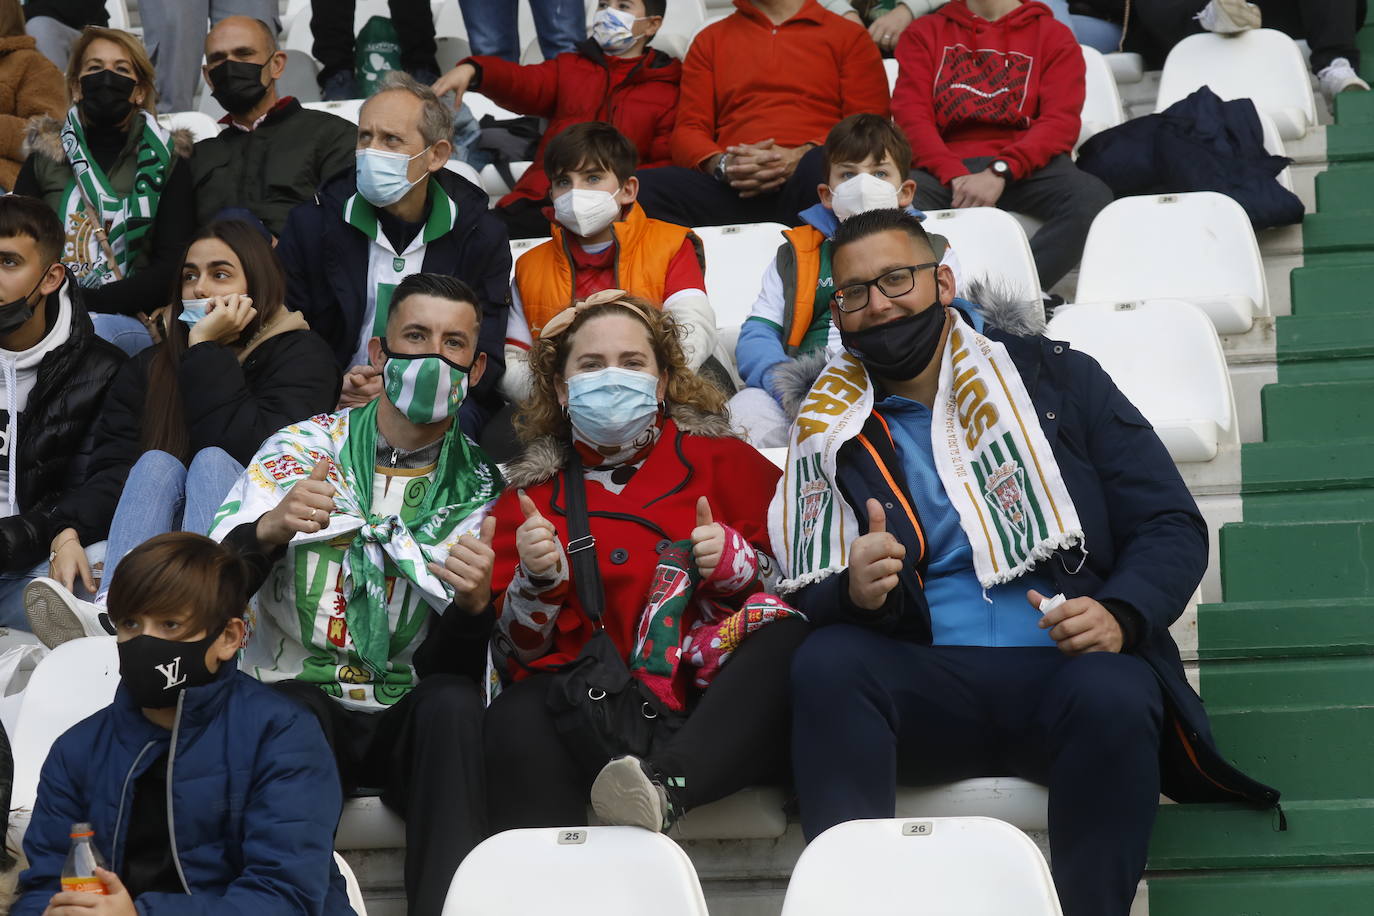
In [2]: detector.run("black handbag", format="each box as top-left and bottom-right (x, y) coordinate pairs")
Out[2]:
(544, 449), (683, 776)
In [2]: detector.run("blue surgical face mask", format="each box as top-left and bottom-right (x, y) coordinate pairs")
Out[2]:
(591, 7), (646, 55)
(356, 145), (432, 208)
(178, 297), (212, 327)
(565, 366), (661, 448)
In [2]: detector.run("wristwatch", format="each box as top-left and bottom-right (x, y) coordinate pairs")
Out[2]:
(713, 153), (731, 183)
(988, 159), (1012, 180)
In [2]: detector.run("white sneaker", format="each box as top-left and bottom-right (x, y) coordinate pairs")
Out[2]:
(1196, 0), (1261, 34)
(24, 577), (112, 648)
(1318, 57), (1372, 104)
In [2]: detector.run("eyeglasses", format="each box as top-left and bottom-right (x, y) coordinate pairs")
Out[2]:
(832, 262), (940, 312)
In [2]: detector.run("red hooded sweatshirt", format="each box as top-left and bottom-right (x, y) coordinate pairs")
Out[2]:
(891, 1), (1083, 185)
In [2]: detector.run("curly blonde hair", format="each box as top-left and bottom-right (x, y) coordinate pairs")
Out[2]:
(515, 296), (727, 444)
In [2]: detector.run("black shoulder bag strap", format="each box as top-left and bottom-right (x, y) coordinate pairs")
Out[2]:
(564, 448), (606, 626)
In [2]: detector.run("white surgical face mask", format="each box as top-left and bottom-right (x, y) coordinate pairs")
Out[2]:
(178, 297), (212, 328)
(591, 7), (645, 54)
(553, 188), (622, 238)
(829, 172), (902, 222)
(356, 146), (431, 208)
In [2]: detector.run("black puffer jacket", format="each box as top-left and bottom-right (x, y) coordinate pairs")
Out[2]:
(0, 278), (125, 571)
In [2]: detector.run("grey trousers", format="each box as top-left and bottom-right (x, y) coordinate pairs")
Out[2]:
(911, 154), (1114, 290)
(25, 16), (78, 70)
(140, 0), (281, 113)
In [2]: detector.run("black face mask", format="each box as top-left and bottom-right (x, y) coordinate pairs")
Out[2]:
(208, 59), (268, 115)
(840, 299), (948, 381)
(0, 267), (54, 335)
(79, 69), (138, 128)
(117, 630), (223, 709)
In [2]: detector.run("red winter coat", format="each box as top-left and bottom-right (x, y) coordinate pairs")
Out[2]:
(891, 0), (1083, 185)
(491, 412), (781, 678)
(465, 40), (682, 207)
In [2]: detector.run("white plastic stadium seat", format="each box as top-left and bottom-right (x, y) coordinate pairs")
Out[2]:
(921, 208), (1041, 303)
(333, 853), (369, 915)
(443, 826), (710, 915)
(303, 99), (365, 124)
(285, 0), (391, 55)
(1103, 51), (1144, 84)
(1155, 29), (1315, 141)
(1078, 45), (1125, 150)
(278, 49), (323, 104)
(694, 222), (789, 328)
(885, 58), (899, 94)
(104, 0), (130, 32)
(1047, 299), (1238, 463)
(443, 158), (483, 187)
(157, 111), (222, 143)
(656, 0), (707, 59)
(1075, 191), (1268, 334)
(1256, 108), (1296, 194)
(897, 777), (1050, 831)
(780, 816), (1062, 916)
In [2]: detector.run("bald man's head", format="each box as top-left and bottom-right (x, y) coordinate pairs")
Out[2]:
(204, 16), (284, 118)
(205, 16), (277, 62)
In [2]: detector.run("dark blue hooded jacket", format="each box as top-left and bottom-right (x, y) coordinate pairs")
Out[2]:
(14, 659), (353, 915)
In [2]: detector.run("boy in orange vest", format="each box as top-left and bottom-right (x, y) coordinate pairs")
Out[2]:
(501, 122), (715, 403)
(728, 114), (959, 448)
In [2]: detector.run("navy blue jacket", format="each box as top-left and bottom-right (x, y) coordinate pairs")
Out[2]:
(276, 166), (513, 436)
(14, 660), (353, 915)
(793, 304), (1280, 809)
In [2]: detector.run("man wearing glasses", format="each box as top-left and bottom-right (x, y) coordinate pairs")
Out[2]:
(771, 208), (1279, 916)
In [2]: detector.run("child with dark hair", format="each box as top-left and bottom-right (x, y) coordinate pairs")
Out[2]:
(432, 0), (680, 240)
(501, 121), (715, 405)
(22, 220), (340, 647)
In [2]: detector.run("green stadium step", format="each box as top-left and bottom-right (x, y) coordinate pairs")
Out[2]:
(1289, 263), (1374, 317)
(1207, 704), (1374, 801)
(1261, 382), (1374, 440)
(1274, 314), (1374, 382)
(1326, 124), (1374, 163)
(1219, 521), (1374, 603)
(1149, 799), (1374, 870)
(1334, 85), (1374, 123)
(1302, 210), (1374, 255)
(1198, 597), (1374, 660)
(1241, 438), (1374, 495)
(1316, 165), (1374, 214)
(1146, 866), (1374, 916)
(1243, 488), (1374, 524)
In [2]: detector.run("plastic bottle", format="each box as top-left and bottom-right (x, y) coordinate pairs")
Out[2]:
(60, 822), (107, 895)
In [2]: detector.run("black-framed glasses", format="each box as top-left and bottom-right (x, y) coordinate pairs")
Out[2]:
(832, 262), (940, 312)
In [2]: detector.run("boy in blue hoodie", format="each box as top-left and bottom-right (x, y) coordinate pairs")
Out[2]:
(728, 114), (958, 447)
(14, 532), (352, 916)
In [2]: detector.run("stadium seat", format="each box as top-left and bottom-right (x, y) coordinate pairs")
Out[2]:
(1075, 191), (1268, 334)
(157, 111), (222, 143)
(1078, 45), (1125, 150)
(284, 0), (392, 55)
(1155, 28), (1316, 141)
(443, 158), (483, 187)
(694, 222), (788, 328)
(303, 99), (365, 124)
(435, 36), (473, 73)
(656, 0), (707, 59)
(278, 48), (323, 104)
(1047, 299), (1238, 463)
(443, 826), (710, 915)
(1103, 51), (1144, 84)
(105, 0), (130, 32)
(885, 58), (899, 94)
(897, 778), (1049, 832)
(921, 208), (1041, 304)
(1256, 108), (1297, 194)
(780, 816), (1062, 915)
(333, 853), (369, 915)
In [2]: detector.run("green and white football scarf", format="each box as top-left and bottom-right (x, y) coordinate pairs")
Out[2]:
(768, 308), (1082, 592)
(59, 107), (173, 287)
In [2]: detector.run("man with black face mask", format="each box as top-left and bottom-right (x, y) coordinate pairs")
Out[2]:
(772, 208), (1280, 916)
(189, 17), (357, 237)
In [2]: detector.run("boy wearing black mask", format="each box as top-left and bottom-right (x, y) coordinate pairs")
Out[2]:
(190, 16), (357, 237)
(13, 532), (354, 915)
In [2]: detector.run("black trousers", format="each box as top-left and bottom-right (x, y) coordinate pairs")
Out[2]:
(274, 676), (486, 916)
(484, 617), (808, 830)
(634, 147), (828, 229)
(1132, 0), (1365, 71)
(791, 625), (1165, 916)
(911, 154), (1113, 290)
(310, 0), (439, 80)
(492, 196), (555, 242)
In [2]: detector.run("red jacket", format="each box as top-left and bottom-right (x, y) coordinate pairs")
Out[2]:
(671, 0), (890, 169)
(467, 41), (682, 207)
(891, 0), (1083, 184)
(491, 415), (781, 677)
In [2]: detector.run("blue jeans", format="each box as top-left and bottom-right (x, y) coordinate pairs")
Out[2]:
(1042, 0), (1125, 53)
(98, 448), (244, 600)
(456, 0), (585, 61)
(0, 542), (105, 630)
(91, 313), (155, 357)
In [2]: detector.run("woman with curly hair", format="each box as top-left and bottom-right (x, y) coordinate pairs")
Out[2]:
(430, 288), (805, 834)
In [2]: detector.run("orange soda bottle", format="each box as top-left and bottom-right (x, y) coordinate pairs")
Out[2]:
(60, 822), (108, 895)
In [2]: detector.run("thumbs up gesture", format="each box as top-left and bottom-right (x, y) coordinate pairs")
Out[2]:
(431, 514), (499, 615)
(256, 457), (337, 547)
(847, 498), (906, 612)
(691, 496), (726, 580)
(515, 489), (562, 579)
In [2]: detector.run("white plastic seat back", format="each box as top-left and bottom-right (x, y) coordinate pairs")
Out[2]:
(885, 58), (899, 94)
(1104, 51), (1144, 84)
(507, 237), (543, 281)
(443, 158), (483, 188)
(781, 816), (1062, 916)
(694, 223), (788, 328)
(278, 49), (323, 104)
(1047, 299), (1237, 463)
(156, 111), (222, 143)
(303, 99), (365, 124)
(1078, 45), (1125, 149)
(104, 0), (130, 32)
(921, 208), (1041, 303)
(1155, 29), (1315, 140)
(11, 637), (119, 812)
(443, 826), (709, 915)
(1255, 108), (1296, 193)
(332, 853), (368, 915)
(656, 0), (707, 59)
(1075, 191), (1267, 334)
(285, 0), (391, 55)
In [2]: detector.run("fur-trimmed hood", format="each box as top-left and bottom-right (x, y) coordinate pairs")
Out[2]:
(772, 279), (1047, 419)
(22, 113), (195, 163)
(502, 404), (739, 491)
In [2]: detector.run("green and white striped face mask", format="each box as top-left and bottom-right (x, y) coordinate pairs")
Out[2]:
(381, 346), (470, 425)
